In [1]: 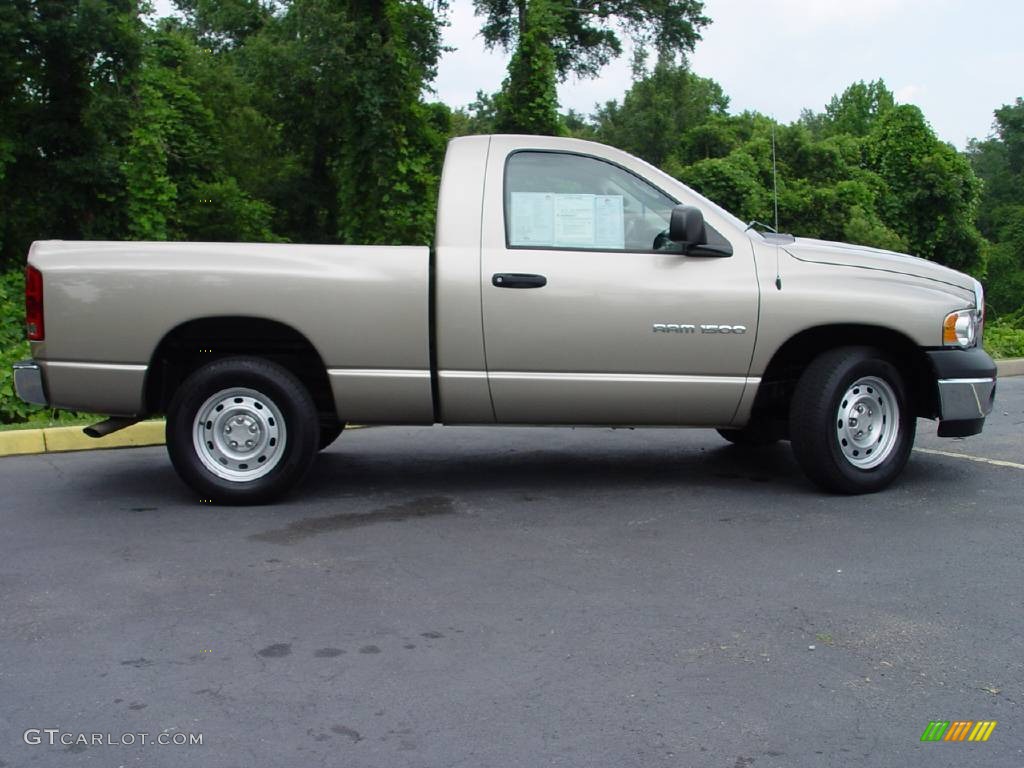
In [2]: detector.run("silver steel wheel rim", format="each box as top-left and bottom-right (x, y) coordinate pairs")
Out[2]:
(192, 387), (286, 482)
(835, 376), (899, 470)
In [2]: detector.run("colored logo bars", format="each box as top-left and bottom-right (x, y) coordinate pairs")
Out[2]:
(921, 721), (997, 742)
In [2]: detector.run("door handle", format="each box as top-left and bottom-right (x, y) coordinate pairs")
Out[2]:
(492, 273), (547, 288)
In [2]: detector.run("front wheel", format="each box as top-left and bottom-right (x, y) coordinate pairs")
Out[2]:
(166, 357), (319, 504)
(790, 347), (915, 494)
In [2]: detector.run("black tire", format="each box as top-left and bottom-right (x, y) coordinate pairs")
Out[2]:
(790, 346), (915, 494)
(166, 357), (319, 504)
(717, 423), (779, 447)
(318, 421), (344, 451)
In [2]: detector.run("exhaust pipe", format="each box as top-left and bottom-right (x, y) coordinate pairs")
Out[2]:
(83, 417), (140, 439)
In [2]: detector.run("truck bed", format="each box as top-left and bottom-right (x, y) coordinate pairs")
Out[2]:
(27, 240), (433, 422)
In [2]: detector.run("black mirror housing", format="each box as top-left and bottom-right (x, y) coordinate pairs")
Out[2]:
(669, 205), (706, 245)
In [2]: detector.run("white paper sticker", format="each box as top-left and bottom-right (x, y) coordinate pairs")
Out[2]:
(593, 195), (625, 249)
(510, 192), (625, 249)
(510, 192), (555, 246)
(553, 194), (595, 245)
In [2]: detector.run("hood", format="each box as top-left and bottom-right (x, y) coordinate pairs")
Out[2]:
(782, 236), (976, 293)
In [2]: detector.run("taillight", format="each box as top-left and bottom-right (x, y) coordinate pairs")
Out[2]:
(25, 265), (44, 341)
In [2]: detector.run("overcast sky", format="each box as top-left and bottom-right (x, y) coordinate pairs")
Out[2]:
(154, 0), (1023, 148)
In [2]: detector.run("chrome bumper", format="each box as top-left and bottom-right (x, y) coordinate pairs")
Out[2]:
(13, 360), (48, 406)
(936, 377), (995, 421)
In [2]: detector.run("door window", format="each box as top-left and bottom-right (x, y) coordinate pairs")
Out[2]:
(504, 151), (683, 253)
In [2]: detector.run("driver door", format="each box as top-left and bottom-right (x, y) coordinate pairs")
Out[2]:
(480, 145), (759, 425)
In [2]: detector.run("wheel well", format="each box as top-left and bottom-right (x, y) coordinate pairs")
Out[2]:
(145, 317), (335, 417)
(752, 324), (938, 427)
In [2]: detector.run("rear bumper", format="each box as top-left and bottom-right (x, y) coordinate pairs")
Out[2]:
(926, 348), (997, 437)
(13, 359), (146, 415)
(13, 360), (48, 406)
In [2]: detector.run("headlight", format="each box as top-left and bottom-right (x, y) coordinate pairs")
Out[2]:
(943, 309), (982, 347)
(973, 278), (985, 345)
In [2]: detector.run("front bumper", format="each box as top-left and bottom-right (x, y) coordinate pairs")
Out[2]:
(926, 348), (996, 437)
(13, 360), (48, 406)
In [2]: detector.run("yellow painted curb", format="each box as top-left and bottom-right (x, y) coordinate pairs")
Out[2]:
(0, 420), (365, 458)
(0, 420), (166, 457)
(0, 428), (47, 457)
(43, 420), (166, 453)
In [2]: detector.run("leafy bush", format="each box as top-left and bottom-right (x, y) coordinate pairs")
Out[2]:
(1, 268), (100, 426)
(0, 268), (36, 423)
(984, 311), (1024, 359)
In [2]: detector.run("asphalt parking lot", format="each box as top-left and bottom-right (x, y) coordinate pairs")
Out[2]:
(2, 379), (1022, 768)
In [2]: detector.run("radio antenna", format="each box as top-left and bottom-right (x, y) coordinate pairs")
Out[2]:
(772, 117), (782, 290)
(771, 119), (779, 232)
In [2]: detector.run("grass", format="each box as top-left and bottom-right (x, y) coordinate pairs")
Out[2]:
(0, 411), (100, 431)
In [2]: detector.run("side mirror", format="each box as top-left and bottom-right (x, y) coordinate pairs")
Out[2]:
(668, 204), (732, 257)
(669, 205), (706, 246)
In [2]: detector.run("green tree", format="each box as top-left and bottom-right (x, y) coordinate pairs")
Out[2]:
(244, 0), (446, 245)
(867, 105), (984, 272)
(172, 0), (273, 49)
(593, 62), (728, 166)
(968, 99), (1024, 315)
(494, 0), (562, 134)
(124, 22), (277, 241)
(474, 0), (709, 79)
(335, 0), (449, 244)
(676, 151), (771, 222)
(968, 100), (1024, 230)
(562, 108), (598, 139)
(0, 0), (144, 266)
(0, 1), (28, 262)
(450, 90), (499, 136)
(242, 0), (352, 241)
(478, 0), (709, 136)
(806, 79), (895, 138)
(641, 94), (928, 254)
(993, 99), (1024, 175)
(984, 206), (1024, 315)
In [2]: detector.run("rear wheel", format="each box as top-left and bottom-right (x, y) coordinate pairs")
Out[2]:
(166, 357), (319, 504)
(790, 347), (915, 494)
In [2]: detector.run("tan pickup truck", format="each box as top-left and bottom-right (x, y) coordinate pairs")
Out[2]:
(14, 135), (996, 503)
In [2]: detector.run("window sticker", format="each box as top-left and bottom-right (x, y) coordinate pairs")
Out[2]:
(553, 194), (595, 246)
(593, 195), (625, 249)
(510, 192), (555, 246)
(510, 192), (625, 249)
